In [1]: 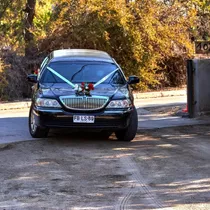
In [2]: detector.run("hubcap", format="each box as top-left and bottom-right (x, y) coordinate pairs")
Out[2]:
(30, 112), (37, 133)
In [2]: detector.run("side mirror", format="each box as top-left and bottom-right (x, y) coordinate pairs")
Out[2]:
(128, 76), (140, 85)
(27, 74), (38, 83)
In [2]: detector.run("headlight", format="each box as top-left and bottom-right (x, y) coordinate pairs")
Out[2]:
(36, 98), (61, 108)
(107, 99), (131, 108)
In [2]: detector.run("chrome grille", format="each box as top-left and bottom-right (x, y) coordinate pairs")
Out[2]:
(60, 96), (109, 110)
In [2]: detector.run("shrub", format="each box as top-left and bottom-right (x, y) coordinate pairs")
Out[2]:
(38, 0), (195, 90)
(0, 50), (42, 100)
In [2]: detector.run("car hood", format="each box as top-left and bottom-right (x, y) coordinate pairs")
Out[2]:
(40, 83), (129, 99)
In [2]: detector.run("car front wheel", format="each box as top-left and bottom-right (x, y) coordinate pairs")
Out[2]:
(29, 107), (49, 138)
(115, 106), (138, 142)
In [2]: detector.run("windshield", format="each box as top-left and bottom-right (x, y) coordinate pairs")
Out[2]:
(40, 61), (125, 85)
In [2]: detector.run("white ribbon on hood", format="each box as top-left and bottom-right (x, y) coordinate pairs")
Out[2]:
(47, 67), (75, 88)
(94, 68), (118, 87)
(47, 66), (119, 88)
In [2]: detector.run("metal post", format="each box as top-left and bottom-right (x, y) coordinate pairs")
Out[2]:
(187, 60), (194, 118)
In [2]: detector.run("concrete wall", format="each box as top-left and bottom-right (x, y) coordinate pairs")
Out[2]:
(192, 59), (210, 117)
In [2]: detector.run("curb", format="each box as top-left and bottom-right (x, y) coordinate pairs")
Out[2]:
(0, 101), (31, 111)
(137, 118), (210, 132)
(133, 89), (186, 99)
(0, 89), (186, 111)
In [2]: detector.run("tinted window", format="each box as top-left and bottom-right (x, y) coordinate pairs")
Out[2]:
(41, 61), (125, 85)
(38, 56), (50, 80)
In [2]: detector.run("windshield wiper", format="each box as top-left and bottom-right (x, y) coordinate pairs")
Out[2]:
(70, 64), (89, 81)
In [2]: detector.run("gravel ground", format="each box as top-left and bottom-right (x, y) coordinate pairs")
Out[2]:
(0, 125), (210, 210)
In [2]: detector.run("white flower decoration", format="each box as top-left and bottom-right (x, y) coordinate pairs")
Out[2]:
(78, 86), (82, 92)
(74, 84), (79, 91)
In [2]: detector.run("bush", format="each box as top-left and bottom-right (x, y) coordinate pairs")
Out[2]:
(0, 50), (42, 100)
(38, 0), (195, 90)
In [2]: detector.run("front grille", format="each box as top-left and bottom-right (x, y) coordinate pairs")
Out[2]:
(60, 96), (109, 110)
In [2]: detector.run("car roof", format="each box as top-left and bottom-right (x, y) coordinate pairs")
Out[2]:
(51, 49), (114, 63)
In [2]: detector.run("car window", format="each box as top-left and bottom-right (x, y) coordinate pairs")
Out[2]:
(40, 57), (49, 69)
(109, 71), (125, 84)
(38, 56), (50, 80)
(40, 61), (126, 85)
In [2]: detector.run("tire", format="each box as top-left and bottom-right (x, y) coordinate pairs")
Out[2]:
(115, 106), (138, 142)
(29, 106), (49, 138)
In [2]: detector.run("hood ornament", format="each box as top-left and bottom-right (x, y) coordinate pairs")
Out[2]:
(74, 82), (94, 96)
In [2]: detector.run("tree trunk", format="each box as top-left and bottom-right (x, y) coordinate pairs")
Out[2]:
(24, 0), (36, 57)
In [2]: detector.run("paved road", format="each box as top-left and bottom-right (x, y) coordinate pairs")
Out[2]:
(0, 96), (187, 144)
(0, 108), (33, 144)
(1, 95), (210, 144)
(1, 95), (210, 143)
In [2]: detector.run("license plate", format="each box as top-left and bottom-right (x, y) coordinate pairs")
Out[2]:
(73, 115), (95, 123)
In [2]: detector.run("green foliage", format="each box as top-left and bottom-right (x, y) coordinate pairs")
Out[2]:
(191, 0), (210, 40)
(33, 0), (54, 40)
(0, 0), (25, 51)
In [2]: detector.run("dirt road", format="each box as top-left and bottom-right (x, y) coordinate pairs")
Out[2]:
(0, 125), (210, 210)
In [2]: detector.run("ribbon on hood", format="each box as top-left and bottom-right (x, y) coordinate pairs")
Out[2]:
(47, 67), (75, 88)
(47, 66), (119, 88)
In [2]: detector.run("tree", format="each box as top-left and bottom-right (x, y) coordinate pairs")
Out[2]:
(191, 0), (210, 40)
(23, 0), (36, 57)
(0, 0), (13, 20)
(0, 0), (209, 100)
(0, 0), (25, 51)
(38, 0), (196, 89)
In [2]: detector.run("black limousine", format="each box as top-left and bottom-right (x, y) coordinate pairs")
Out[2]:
(27, 49), (139, 141)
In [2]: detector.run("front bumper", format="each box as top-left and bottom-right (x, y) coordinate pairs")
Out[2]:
(32, 107), (133, 130)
